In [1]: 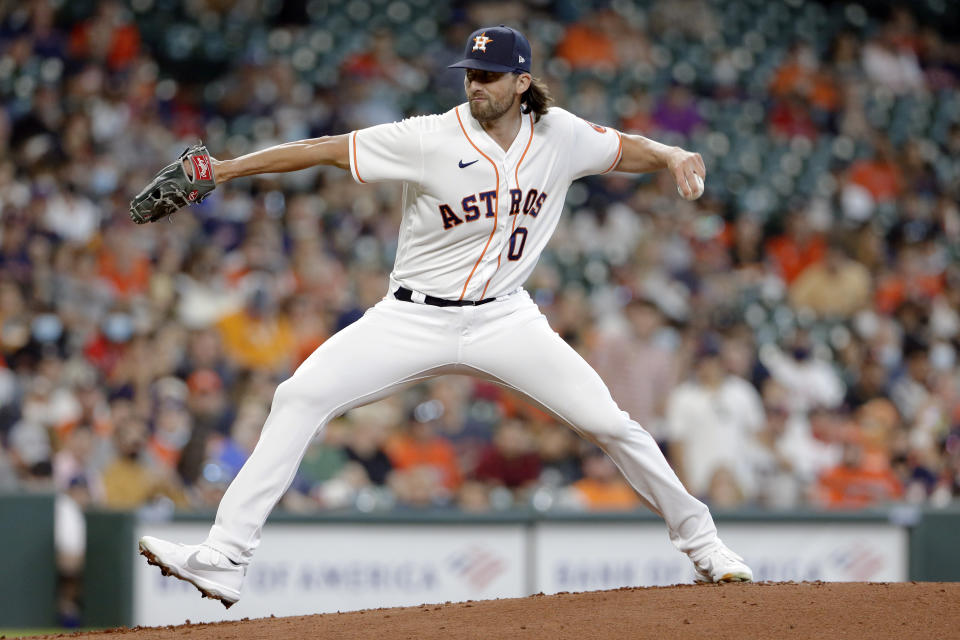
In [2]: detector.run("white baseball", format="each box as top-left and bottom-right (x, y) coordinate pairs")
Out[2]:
(678, 174), (704, 200)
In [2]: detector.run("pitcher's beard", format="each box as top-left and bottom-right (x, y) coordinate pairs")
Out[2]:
(470, 92), (517, 122)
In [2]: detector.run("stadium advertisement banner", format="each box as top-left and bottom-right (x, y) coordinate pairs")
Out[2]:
(133, 522), (527, 626)
(133, 520), (907, 625)
(534, 522), (908, 592)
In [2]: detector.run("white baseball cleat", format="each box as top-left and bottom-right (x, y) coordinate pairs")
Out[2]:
(692, 541), (753, 583)
(139, 536), (245, 608)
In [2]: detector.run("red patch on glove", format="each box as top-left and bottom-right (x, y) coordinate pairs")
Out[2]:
(191, 155), (212, 181)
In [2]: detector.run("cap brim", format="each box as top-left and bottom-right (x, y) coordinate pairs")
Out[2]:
(448, 58), (519, 73)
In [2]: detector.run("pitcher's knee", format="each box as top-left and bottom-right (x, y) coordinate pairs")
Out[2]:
(577, 410), (639, 444)
(270, 377), (329, 416)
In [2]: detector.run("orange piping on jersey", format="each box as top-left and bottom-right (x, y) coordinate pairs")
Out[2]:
(480, 113), (535, 298)
(602, 130), (623, 174)
(456, 106), (500, 300)
(352, 131), (366, 184)
(480, 255), (502, 299)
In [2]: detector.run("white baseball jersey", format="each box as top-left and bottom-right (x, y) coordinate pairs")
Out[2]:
(348, 104), (623, 300)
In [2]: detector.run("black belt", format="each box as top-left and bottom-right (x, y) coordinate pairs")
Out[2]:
(394, 287), (496, 307)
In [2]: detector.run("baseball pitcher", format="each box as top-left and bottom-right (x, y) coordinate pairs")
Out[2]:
(136, 25), (752, 608)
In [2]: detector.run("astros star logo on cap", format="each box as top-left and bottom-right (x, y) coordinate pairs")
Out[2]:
(472, 32), (493, 52)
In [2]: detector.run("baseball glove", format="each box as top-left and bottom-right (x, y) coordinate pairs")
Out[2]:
(129, 142), (217, 224)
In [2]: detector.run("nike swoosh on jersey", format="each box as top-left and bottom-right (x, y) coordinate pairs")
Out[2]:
(458, 159), (479, 168)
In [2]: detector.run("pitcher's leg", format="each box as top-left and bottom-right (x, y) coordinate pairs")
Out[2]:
(463, 299), (717, 556)
(206, 299), (458, 563)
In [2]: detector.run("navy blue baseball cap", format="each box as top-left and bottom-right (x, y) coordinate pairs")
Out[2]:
(448, 25), (532, 74)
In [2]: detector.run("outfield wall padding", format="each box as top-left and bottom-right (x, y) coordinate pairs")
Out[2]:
(0, 493), (57, 627)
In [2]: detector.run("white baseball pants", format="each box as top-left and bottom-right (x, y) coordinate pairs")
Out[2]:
(205, 288), (718, 563)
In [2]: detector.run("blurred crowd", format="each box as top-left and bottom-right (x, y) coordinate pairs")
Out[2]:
(1, 0), (959, 556)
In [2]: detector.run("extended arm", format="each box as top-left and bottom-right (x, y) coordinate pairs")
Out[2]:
(616, 133), (706, 199)
(211, 135), (351, 185)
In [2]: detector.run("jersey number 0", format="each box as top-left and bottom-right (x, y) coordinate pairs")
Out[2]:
(508, 227), (528, 260)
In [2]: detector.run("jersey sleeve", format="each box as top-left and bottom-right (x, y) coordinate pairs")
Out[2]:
(349, 117), (425, 185)
(559, 108), (624, 181)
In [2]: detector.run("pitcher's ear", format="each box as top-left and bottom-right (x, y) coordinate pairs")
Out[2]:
(516, 73), (532, 92)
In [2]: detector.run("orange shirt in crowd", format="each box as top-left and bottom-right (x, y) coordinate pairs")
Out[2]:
(69, 21), (140, 70)
(216, 310), (295, 373)
(815, 465), (903, 509)
(97, 252), (152, 299)
(571, 478), (640, 511)
(386, 435), (462, 490)
(765, 233), (826, 284)
(847, 159), (904, 202)
(769, 63), (840, 112)
(555, 23), (618, 69)
(874, 272), (945, 313)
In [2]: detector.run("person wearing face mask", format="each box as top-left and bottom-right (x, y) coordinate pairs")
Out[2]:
(101, 416), (186, 509)
(760, 331), (845, 415)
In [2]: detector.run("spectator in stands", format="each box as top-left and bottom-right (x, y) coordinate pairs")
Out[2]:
(845, 137), (905, 206)
(175, 246), (241, 330)
(666, 336), (765, 499)
(652, 84), (704, 138)
(854, 398), (901, 475)
(295, 418), (348, 503)
(68, 0), (140, 70)
(727, 212), (766, 273)
(815, 439), (903, 510)
(788, 240), (872, 318)
(185, 369), (233, 436)
(749, 383), (806, 508)
(765, 208), (827, 285)
(567, 449), (640, 511)
(536, 424), (583, 487)
(769, 93), (820, 141)
(891, 340), (934, 423)
(216, 273), (296, 374)
(386, 411), (461, 493)
(101, 416), (186, 509)
(96, 225), (152, 300)
(861, 25), (924, 94)
(176, 328), (234, 389)
(52, 424), (103, 498)
(589, 297), (677, 441)
(554, 9), (619, 71)
(203, 398), (268, 483)
(342, 415), (394, 486)
(845, 357), (892, 411)
(874, 243), (945, 314)
(389, 465), (447, 509)
(147, 393), (193, 471)
(54, 474), (90, 627)
(473, 420), (541, 493)
(769, 41), (840, 115)
(456, 480), (492, 512)
(761, 331), (845, 414)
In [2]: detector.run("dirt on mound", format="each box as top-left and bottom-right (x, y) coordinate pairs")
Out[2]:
(20, 582), (960, 640)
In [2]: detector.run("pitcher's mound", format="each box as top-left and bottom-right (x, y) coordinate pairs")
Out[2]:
(30, 582), (960, 639)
